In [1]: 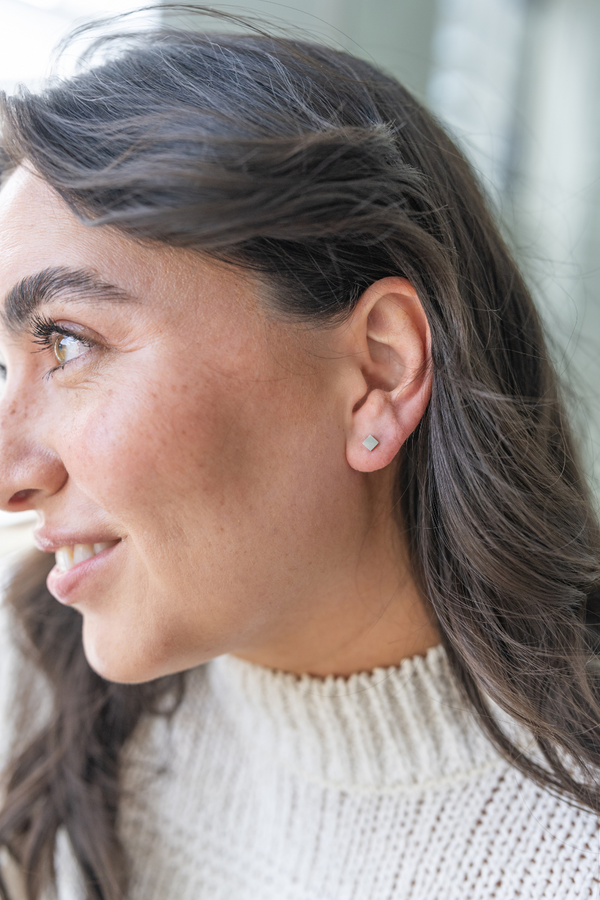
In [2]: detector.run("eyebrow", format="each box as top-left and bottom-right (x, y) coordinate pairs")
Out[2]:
(2, 266), (136, 332)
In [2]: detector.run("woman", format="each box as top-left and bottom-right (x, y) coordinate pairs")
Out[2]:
(0, 12), (598, 900)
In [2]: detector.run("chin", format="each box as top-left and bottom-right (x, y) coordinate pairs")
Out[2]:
(81, 618), (173, 684)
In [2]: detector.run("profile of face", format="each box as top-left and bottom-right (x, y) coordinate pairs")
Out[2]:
(0, 167), (437, 683)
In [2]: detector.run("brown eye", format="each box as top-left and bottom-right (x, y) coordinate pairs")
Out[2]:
(53, 335), (86, 366)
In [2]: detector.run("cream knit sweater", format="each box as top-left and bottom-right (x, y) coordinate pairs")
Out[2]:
(0, 601), (599, 899)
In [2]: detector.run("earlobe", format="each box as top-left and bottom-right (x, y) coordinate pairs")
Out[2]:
(344, 277), (432, 474)
(347, 387), (404, 472)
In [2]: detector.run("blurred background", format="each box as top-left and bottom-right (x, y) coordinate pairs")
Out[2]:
(1, 0), (600, 563)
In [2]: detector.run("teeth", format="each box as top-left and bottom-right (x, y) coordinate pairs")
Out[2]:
(55, 547), (74, 572)
(73, 544), (95, 565)
(55, 542), (117, 572)
(94, 542), (113, 554)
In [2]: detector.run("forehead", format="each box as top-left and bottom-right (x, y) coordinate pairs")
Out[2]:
(0, 168), (152, 290)
(0, 168), (135, 302)
(1, 167), (94, 259)
(0, 168), (261, 326)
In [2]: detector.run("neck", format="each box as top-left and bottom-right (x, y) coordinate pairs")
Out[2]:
(233, 477), (440, 677)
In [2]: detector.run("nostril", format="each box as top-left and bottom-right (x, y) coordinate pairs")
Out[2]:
(9, 490), (34, 505)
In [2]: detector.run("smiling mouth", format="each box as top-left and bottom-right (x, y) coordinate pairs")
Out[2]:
(55, 541), (120, 572)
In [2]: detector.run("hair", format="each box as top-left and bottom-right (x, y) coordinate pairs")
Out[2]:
(0, 9), (599, 899)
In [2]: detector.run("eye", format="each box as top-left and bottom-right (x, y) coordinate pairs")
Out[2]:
(53, 334), (88, 366)
(29, 315), (99, 377)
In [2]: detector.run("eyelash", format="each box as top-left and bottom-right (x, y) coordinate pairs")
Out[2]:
(29, 314), (96, 378)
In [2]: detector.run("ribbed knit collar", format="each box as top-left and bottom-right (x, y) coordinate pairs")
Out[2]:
(207, 645), (504, 792)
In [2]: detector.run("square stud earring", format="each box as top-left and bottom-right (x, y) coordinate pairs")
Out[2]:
(362, 435), (379, 451)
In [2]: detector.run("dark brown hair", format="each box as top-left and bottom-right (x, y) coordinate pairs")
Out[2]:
(1, 10), (599, 899)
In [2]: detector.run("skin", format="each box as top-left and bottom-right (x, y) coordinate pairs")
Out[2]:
(0, 167), (439, 683)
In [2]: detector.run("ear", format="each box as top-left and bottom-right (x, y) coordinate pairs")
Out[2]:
(344, 277), (432, 473)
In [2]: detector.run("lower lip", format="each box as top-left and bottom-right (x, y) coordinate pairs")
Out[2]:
(46, 543), (121, 605)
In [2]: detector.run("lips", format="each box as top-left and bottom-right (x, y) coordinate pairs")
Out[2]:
(45, 539), (122, 605)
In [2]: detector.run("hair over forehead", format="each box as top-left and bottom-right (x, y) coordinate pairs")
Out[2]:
(0, 24), (474, 331)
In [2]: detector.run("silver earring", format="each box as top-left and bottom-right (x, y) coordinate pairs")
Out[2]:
(362, 435), (379, 451)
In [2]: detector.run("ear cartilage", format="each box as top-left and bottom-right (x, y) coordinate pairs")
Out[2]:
(362, 435), (379, 451)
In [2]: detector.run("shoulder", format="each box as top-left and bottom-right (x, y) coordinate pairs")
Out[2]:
(449, 757), (600, 897)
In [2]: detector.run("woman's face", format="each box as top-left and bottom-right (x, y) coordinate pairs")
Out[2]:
(0, 168), (434, 682)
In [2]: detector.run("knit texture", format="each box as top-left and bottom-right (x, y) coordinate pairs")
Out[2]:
(0, 599), (599, 898)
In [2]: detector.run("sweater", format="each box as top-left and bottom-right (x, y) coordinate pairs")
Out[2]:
(0, 600), (599, 899)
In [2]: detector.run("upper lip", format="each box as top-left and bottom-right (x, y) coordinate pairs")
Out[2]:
(33, 528), (122, 554)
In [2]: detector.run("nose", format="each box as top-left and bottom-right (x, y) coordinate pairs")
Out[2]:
(0, 388), (67, 513)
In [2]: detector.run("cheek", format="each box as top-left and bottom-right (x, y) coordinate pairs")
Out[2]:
(58, 345), (349, 576)
(59, 351), (285, 531)
(62, 373), (226, 516)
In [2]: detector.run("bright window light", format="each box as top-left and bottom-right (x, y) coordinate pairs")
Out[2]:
(0, 0), (159, 95)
